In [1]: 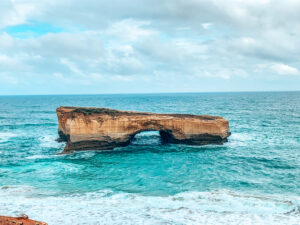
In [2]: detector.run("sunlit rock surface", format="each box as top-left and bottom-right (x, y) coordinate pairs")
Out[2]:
(57, 106), (231, 154)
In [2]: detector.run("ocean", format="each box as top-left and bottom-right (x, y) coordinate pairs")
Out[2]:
(0, 92), (299, 225)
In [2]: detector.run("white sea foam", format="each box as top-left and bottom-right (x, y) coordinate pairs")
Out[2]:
(131, 131), (161, 145)
(227, 133), (254, 147)
(39, 135), (64, 148)
(26, 154), (54, 159)
(70, 151), (97, 159)
(229, 133), (253, 141)
(0, 186), (299, 225)
(0, 132), (16, 143)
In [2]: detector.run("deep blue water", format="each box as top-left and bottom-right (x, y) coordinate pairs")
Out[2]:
(0, 92), (299, 225)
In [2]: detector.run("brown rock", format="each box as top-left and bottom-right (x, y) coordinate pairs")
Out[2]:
(0, 216), (47, 225)
(57, 106), (231, 154)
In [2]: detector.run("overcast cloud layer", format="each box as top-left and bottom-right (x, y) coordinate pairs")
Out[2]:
(0, 0), (299, 94)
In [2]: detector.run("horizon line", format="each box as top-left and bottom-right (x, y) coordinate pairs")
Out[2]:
(0, 90), (299, 97)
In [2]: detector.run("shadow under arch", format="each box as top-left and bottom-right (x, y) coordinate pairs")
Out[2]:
(128, 129), (177, 146)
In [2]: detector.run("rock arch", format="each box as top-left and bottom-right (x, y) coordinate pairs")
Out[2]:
(56, 107), (231, 154)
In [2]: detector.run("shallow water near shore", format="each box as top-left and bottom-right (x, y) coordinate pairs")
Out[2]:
(0, 92), (299, 224)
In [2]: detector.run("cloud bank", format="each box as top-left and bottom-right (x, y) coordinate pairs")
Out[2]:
(0, 0), (299, 94)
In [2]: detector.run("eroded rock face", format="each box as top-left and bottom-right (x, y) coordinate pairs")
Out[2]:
(57, 107), (231, 154)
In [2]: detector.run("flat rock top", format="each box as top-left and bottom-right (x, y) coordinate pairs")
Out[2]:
(57, 106), (223, 121)
(0, 216), (47, 225)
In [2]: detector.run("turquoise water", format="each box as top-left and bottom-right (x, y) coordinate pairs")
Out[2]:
(0, 92), (299, 224)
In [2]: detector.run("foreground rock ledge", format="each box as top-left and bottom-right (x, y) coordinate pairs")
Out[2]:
(0, 215), (47, 225)
(57, 106), (231, 154)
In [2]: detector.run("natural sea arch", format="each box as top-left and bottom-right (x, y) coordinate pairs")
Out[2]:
(56, 107), (230, 154)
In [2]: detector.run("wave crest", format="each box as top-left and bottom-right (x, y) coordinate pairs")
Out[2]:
(0, 187), (299, 225)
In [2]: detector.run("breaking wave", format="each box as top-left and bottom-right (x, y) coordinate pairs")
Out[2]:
(0, 187), (299, 225)
(0, 132), (16, 143)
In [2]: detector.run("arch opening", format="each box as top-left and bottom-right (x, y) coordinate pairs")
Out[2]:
(130, 130), (162, 146)
(128, 129), (176, 147)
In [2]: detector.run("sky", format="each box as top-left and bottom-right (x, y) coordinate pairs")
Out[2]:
(0, 0), (300, 95)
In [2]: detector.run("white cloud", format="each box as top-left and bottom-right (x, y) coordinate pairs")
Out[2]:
(0, 0), (35, 28)
(194, 68), (248, 80)
(201, 23), (212, 29)
(271, 64), (300, 75)
(0, 54), (31, 71)
(60, 58), (84, 76)
(105, 19), (156, 42)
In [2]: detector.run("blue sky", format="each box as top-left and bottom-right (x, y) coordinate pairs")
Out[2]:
(0, 0), (300, 95)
